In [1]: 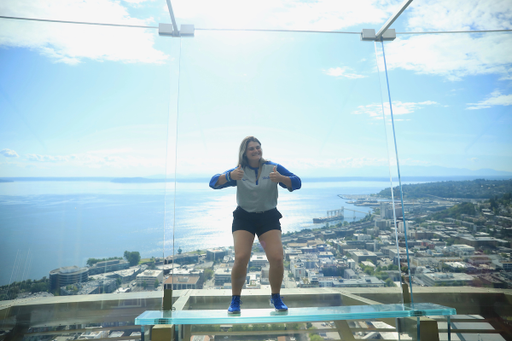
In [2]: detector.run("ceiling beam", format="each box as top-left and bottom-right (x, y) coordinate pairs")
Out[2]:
(375, 0), (413, 40)
(165, 0), (179, 36)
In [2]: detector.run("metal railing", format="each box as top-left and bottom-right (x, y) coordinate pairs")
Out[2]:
(1, 287), (511, 341)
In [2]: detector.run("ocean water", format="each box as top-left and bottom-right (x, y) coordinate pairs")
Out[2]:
(0, 180), (393, 286)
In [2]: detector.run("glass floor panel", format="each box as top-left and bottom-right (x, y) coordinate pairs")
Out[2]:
(135, 303), (456, 325)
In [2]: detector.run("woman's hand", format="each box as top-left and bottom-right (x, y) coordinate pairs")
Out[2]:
(269, 166), (282, 183)
(231, 165), (244, 180)
(270, 165), (293, 189)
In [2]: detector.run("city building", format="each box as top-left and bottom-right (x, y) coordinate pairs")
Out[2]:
(250, 253), (269, 268)
(88, 259), (130, 275)
(49, 266), (89, 292)
(351, 250), (377, 264)
(206, 249), (227, 262)
(164, 275), (201, 290)
(77, 330), (108, 339)
(450, 244), (476, 256)
(419, 272), (474, 287)
(136, 270), (163, 289)
(105, 268), (141, 283)
(214, 268), (232, 285)
(333, 276), (386, 288)
(166, 253), (200, 265)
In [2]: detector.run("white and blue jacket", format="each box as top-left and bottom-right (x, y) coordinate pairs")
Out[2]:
(209, 161), (301, 213)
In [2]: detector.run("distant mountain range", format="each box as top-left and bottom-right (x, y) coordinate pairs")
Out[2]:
(398, 165), (512, 177)
(294, 165), (512, 178)
(1, 166), (511, 183)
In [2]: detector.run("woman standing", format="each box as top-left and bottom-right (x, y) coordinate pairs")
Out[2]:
(209, 136), (301, 314)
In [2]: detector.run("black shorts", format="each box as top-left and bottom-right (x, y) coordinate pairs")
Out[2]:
(232, 206), (282, 237)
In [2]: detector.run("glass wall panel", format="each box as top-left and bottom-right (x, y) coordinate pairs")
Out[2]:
(0, 19), (180, 307)
(166, 29), (407, 314)
(377, 26), (512, 339)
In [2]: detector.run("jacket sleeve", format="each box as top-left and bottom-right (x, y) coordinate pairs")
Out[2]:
(209, 167), (238, 189)
(276, 164), (301, 192)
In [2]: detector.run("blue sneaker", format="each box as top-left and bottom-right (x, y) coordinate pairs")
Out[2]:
(228, 295), (241, 314)
(270, 293), (288, 312)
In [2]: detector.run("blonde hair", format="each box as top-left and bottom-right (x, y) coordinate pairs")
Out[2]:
(238, 136), (267, 179)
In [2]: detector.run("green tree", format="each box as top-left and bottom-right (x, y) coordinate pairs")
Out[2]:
(231, 325), (248, 332)
(385, 278), (395, 287)
(124, 251), (141, 266)
(252, 324), (269, 331)
(204, 268), (214, 280)
(87, 256), (122, 267)
(154, 279), (159, 288)
(286, 323), (300, 331)
(269, 323), (285, 330)
(310, 334), (323, 341)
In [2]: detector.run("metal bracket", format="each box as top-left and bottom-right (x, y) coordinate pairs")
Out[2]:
(158, 23), (195, 37)
(361, 29), (376, 41)
(180, 24), (195, 37)
(161, 0), (194, 37)
(159, 23), (175, 36)
(361, 0), (412, 42)
(361, 28), (396, 41)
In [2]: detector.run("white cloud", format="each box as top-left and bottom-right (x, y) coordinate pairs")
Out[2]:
(1, 149), (19, 157)
(123, 0), (154, 5)
(172, 0), (400, 30)
(407, 0), (512, 32)
(323, 66), (366, 79)
(0, 0), (167, 64)
(380, 0), (512, 81)
(268, 0), (398, 31)
(352, 101), (438, 119)
(294, 156), (389, 169)
(24, 151), (164, 169)
(467, 90), (512, 110)
(381, 34), (512, 81)
(26, 154), (70, 162)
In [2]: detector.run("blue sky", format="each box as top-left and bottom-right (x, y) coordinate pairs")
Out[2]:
(0, 0), (511, 178)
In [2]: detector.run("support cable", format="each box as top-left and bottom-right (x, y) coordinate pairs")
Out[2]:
(2, 16), (510, 35)
(374, 41), (406, 304)
(170, 37), (183, 283)
(0, 15), (157, 28)
(380, 39), (415, 305)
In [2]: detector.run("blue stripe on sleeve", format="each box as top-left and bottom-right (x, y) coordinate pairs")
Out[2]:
(209, 167), (238, 189)
(268, 162), (301, 191)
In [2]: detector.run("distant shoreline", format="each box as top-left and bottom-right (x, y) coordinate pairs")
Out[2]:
(1, 175), (511, 184)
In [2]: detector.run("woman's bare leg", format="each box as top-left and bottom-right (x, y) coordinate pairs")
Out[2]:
(258, 229), (284, 294)
(231, 230), (255, 296)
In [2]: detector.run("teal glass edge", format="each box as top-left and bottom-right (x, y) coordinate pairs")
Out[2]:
(135, 303), (456, 325)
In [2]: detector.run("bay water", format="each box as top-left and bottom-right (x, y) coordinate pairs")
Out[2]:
(0, 179), (396, 286)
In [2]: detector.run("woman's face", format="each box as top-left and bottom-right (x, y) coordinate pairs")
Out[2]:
(245, 141), (262, 166)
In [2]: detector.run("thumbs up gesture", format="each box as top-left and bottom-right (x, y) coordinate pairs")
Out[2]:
(230, 164), (244, 180)
(269, 166), (281, 183)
